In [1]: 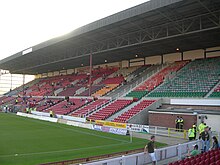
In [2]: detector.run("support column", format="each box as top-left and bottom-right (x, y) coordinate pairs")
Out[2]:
(10, 74), (13, 91)
(161, 55), (164, 64)
(181, 52), (184, 61)
(204, 49), (207, 59)
(22, 74), (25, 97)
(88, 54), (93, 96)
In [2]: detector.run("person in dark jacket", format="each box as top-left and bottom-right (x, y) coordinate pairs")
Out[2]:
(201, 126), (210, 152)
(212, 136), (219, 149)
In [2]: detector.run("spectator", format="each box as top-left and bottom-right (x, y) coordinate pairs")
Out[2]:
(144, 135), (156, 165)
(201, 126), (210, 152)
(212, 136), (219, 149)
(186, 144), (200, 158)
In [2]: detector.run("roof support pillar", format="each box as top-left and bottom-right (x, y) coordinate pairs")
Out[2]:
(88, 53), (93, 97)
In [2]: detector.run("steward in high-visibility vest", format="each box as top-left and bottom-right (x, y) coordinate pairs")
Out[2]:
(188, 127), (195, 141)
(29, 107), (32, 113)
(193, 124), (198, 140)
(26, 107), (29, 113)
(50, 110), (53, 117)
(199, 122), (206, 134)
(179, 117), (184, 132)
(175, 116), (180, 131)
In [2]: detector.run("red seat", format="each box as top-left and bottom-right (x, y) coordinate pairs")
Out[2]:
(199, 160), (204, 165)
(209, 163), (215, 165)
(184, 161), (190, 165)
(209, 156), (215, 163)
(196, 157), (201, 162)
(190, 159), (196, 165)
(204, 159), (209, 165)
(216, 160), (220, 164)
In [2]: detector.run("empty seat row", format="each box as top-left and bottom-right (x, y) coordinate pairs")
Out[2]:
(113, 100), (156, 123)
(169, 148), (220, 165)
(71, 99), (109, 117)
(88, 99), (133, 121)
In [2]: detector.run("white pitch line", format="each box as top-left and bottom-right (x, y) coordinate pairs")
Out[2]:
(0, 141), (144, 158)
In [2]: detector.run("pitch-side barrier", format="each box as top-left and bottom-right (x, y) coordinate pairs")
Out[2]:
(83, 140), (202, 165)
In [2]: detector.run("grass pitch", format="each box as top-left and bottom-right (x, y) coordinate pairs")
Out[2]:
(0, 113), (166, 165)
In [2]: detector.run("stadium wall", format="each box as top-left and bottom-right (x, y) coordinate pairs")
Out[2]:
(206, 46), (220, 58)
(183, 49), (204, 60)
(198, 114), (220, 132)
(149, 112), (197, 130)
(163, 52), (181, 62)
(145, 55), (161, 65)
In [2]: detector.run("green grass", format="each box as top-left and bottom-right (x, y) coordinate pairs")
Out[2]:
(0, 113), (166, 165)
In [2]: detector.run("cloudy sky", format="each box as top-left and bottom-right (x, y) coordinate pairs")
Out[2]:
(0, 0), (148, 60)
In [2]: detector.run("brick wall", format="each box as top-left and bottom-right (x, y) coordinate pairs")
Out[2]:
(149, 113), (197, 130)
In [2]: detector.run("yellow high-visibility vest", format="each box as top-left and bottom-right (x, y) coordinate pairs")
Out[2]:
(199, 123), (206, 134)
(188, 128), (195, 137)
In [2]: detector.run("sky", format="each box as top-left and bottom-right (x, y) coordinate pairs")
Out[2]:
(0, 0), (148, 60)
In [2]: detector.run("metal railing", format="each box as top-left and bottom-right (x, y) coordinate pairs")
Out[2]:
(84, 140), (203, 165)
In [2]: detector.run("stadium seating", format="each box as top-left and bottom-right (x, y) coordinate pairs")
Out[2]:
(135, 61), (188, 92)
(101, 76), (125, 85)
(71, 98), (110, 117)
(91, 75), (124, 97)
(209, 83), (220, 98)
(109, 66), (139, 79)
(92, 84), (119, 97)
(36, 98), (63, 111)
(126, 91), (148, 100)
(148, 57), (220, 98)
(113, 99), (156, 123)
(23, 73), (89, 96)
(88, 99), (133, 121)
(123, 61), (187, 100)
(58, 86), (82, 96)
(168, 148), (220, 165)
(0, 96), (15, 105)
(78, 85), (105, 96)
(45, 98), (92, 115)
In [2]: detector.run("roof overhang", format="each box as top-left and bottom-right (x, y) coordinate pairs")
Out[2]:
(0, 0), (220, 74)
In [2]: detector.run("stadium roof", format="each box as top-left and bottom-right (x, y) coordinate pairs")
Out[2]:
(0, 0), (220, 75)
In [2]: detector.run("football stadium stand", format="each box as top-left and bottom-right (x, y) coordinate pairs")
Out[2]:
(0, 0), (220, 164)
